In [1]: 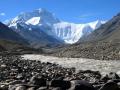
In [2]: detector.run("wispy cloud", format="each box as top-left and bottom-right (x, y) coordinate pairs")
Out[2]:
(78, 13), (94, 18)
(74, 14), (93, 22)
(0, 13), (6, 16)
(75, 13), (102, 22)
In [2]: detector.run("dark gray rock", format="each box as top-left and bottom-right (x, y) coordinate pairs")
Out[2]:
(29, 76), (46, 86)
(108, 72), (120, 80)
(9, 85), (26, 90)
(27, 87), (36, 90)
(50, 79), (71, 89)
(36, 87), (47, 90)
(99, 81), (119, 90)
(15, 85), (26, 90)
(100, 75), (110, 83)
(69, 80), (95, 90)
(0, 84), (8, 90)
(51, 87), (62, 90)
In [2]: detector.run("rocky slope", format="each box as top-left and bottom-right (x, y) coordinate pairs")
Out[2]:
(0, 22), (43, 54)
(80, 13), (120, 43)
(13, 23), (63, 48)
(0, 39), (42, 55)
(0, 22), (28, 45)
(52, 41), (120, 60)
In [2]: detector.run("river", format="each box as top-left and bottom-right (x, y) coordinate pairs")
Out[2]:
(22, 54), (120, 75)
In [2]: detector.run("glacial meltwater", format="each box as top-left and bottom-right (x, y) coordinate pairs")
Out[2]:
(22, 54), (120, 75)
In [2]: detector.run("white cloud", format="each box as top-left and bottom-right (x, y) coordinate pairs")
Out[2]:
(0, 13), (6, 16)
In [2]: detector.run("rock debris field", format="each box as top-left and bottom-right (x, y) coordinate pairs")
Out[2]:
(0, 54), (120, 90)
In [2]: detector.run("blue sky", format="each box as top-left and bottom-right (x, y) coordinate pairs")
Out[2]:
(0, 0), (120, 23)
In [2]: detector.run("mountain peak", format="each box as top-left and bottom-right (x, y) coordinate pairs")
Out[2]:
(8, 8), (60, 28)
(87, 20), (106, 30)
(8, 9), (106, 44)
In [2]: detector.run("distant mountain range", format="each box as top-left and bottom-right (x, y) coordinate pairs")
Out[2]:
(6, 8), (105, 48)
(53, 12), (120, 60)
(1, 8), (120, 60)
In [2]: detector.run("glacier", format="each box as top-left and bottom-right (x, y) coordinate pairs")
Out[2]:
(8, 8), (106, 44)
(52, 20), (105, 44)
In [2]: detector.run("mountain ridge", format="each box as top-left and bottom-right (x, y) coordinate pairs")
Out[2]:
(80, 12), (120, 43)
(0, 22), (28, 45)
(7, 8), (105, 46)
(51, 12), (120, 60)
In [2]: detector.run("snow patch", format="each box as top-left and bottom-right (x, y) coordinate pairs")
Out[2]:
(25, 17), (41, 25)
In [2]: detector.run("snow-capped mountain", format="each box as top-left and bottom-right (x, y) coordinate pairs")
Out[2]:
(8, 9), (62, 48)
(9, 8), (59, 27)
(8, 8), (106, 47)
(53, 20), (105, 44)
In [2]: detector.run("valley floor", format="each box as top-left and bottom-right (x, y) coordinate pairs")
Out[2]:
(0, 54), (120, 90)
(22, 54), (120, 75)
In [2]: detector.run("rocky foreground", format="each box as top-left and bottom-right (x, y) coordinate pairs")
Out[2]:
(0, 55), (120, 90)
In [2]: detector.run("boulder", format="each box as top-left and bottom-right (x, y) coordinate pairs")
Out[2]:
(27, 87), (36, 90)
(69, 80), (95, 90)
(51, 87), (62, 90)
(0, 84), (8, 90)
(50, 79), (71, 89)
(15, 85), (26, 90)
(29, 76), (46, 86)
(36, 87), (47, 90)
(100, 75), (109, 82)
(99, 81), (119, 90)
(9, 85), (26, 90)
(108, 72), (120, 80)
